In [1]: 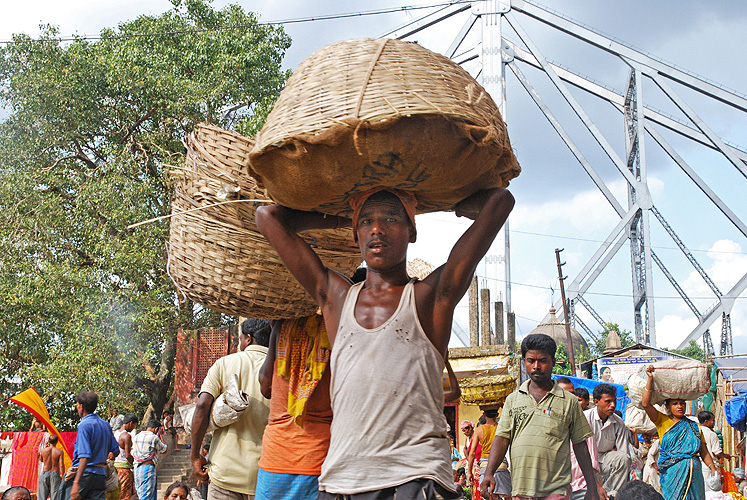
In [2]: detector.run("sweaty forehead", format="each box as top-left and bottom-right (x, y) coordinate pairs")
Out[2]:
(360, 195), (406, 216)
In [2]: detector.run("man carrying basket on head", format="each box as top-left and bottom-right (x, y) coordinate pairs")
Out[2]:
(256, 186), (513, 500)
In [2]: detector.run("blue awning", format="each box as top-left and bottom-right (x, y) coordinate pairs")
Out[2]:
(552, 375), (630, 418)
(714, 357), (747, 394)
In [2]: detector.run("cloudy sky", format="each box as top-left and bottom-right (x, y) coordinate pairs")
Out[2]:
(3, 0), (746, 352)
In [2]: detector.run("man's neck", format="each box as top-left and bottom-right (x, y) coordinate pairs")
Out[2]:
(596, 407), (608, 423)
(528, 379), (554, 392)
(364, 265), (410, 289)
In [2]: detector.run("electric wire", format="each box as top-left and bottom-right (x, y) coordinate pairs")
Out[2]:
(0, 1), (473, 45)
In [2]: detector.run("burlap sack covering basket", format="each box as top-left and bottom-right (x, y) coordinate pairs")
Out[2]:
(248, 37), (521, 216)
(168, 123), (361, 319)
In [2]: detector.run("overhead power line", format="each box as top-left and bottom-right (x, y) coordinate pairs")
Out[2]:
(422, 215), (747, 256)
(0, 1), (472, 45)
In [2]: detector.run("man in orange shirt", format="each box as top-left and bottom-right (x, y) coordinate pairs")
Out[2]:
(255, 314), (335, 500)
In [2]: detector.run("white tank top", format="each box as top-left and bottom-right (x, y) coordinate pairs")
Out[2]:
(113, 429), (130, 466)
(318, 280), (455, 494)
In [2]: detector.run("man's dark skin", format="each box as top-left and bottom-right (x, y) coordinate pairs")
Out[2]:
(190, 328), (256, 483)
(3, 488), (31, 500)
(594, 392), (616, 423)
(69, 402), (89, 500)
(39, 437), (64, 474)
(117, 419), (137, 466)
(255, 188), (514, 357)
(701, 415), (732, 461)
(258, 321), (284, 399)
(480, 350), (600, 500)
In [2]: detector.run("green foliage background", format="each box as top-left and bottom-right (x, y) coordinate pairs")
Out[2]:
(0, 0), (290, 430)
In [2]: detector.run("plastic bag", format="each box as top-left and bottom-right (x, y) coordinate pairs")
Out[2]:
(210, 373), (251, 428)
(726, 393), (747, 433)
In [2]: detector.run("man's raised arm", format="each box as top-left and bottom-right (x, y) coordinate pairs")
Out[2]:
(255, 206), (351, 310)
(438, 188), (513, 299)
(259, 321), (281, 399)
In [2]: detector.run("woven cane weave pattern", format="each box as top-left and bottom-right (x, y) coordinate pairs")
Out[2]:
(168, 124), (361, 319)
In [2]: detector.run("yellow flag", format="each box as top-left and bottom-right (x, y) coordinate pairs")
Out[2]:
(10, 387), (73, 470)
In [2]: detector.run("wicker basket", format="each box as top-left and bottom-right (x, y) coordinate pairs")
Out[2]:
(459, 375), (517, 406)
(247, 38), (521, 216)
(168, 124), (362, 319)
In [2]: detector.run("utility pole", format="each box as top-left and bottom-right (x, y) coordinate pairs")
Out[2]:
(555, 248), (576, 375)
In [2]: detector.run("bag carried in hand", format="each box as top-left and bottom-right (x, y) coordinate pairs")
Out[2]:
(105, 460), (120, 493)
(210, 373), (251, 428)
(180, 374), (250, 434)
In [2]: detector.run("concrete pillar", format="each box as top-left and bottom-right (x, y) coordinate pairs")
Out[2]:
(480, 288), (491, 346)
(469, 276), (479, 347)
(507, 311), (516, 353)
(495, 301), (504, 344)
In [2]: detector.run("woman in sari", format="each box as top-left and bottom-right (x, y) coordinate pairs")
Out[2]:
(461, 420), (482, 500)
(642, 365), (716, 500)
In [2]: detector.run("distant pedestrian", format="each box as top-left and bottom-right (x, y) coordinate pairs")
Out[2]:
(162, 482), (190, 500)
(132, 419), (167, 500)
(113, 414), (139, 500)
(109, 410), (124, 432)
(38, 434), (64, 500)
(480, 334), (599, 500)
(574, 388), (590, 411)
(2, 487), (31, 500)
(61, 391), (120, 500)
(162, 411), (180, 452)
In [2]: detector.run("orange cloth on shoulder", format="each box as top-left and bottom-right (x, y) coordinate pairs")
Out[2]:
(276, 314), (331, 427)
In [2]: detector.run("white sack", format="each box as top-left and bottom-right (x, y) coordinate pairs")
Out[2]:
(628, 359), (709, 406)
(210, 373), (251, 428)
(624, 404), (657, 434)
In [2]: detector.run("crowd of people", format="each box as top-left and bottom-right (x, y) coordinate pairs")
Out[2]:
(6, 187), (738, 500)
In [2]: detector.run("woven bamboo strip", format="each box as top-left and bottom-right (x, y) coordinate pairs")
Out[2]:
(248, 37), (521, 216)
(168, 124), (361, 319)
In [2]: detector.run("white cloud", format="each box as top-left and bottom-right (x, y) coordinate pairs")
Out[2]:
(655, 240), (747, 350)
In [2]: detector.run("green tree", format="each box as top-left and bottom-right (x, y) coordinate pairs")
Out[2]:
(553, 343), (573, 376)
(590, 323), (636, 358)
(662, 341), (706, 362)
(0, 0), (290, 430)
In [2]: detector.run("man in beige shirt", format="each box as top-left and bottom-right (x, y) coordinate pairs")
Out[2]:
(190, 319), (272, 500)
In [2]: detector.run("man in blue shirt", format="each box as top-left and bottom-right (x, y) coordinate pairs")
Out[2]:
(61, 391), (120, 500)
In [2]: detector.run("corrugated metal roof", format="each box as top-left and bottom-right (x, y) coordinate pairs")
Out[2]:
(580, 343), (694, 369)
(714, 356), (747, 394)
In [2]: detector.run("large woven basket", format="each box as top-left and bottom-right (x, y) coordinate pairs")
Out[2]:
(168, 124), (362, 319)
(247, 38), (521, 216)
(459, 375), (517, 406)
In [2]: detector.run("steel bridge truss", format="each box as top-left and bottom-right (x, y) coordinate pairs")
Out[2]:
(382, 0), (747, 350)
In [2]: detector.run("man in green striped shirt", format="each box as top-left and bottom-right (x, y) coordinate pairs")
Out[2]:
(480, 334), (599, 500)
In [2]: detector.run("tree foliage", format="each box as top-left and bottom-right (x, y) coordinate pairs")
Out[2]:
(661, 341), (706, 362)
(553, 343), (573, 376)
(590, 323), (636, 358)
(0, 0), (290, 430)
